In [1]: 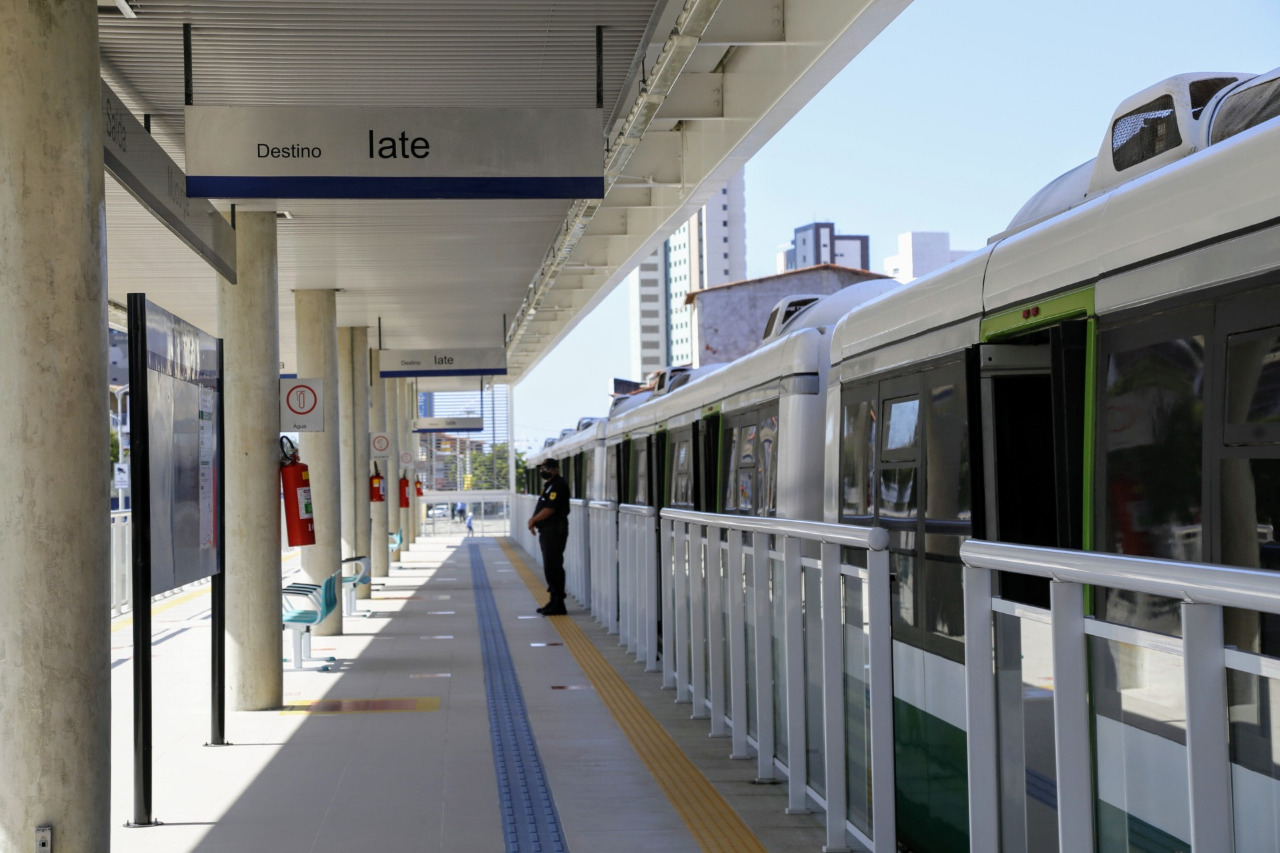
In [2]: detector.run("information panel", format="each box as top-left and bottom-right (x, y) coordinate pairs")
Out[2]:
(185, 106), (604, 200)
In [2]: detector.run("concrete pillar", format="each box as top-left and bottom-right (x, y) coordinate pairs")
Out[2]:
(351, 329), (372, 597)
(387, 376), (402, 562)
(369, 350), (390, 579)
(338, 327), (356, 560)
(295, 290), (342, 635)
(219, 212), (283, 712)
(0, 4), (110, 847)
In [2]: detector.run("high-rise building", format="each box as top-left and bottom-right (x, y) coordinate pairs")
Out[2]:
(628, 168), (746, 379)
(882, 231), (971, 282)
(776, 222), (869, 273)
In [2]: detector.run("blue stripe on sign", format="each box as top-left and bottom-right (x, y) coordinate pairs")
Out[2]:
(186, 175), (604, 200)
(468, 542), (570, 853)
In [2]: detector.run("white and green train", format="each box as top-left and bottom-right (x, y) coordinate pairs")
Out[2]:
(526, 65), (1280, 852)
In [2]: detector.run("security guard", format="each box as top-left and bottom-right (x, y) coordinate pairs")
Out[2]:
(527, 457), (570, 615)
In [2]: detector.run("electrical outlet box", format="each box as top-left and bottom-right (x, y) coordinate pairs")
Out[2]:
(35, 825), (51, 852)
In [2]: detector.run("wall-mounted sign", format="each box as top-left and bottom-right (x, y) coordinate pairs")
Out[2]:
(370, 432), (391, 458)
(380, 348), (506, 378)
(185, 106), (604, 200)
(415, 417), (484, 433)
(102, 82), (236, 281)
(114, 463), (130, 491)
(281, 379), (323, 431)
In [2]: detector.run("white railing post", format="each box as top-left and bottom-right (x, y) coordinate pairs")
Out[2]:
(619, 513), (631, 646)
(645, 511), (659, 672)
(690, 522), (709, 719)
(784, 534), (809, 814)
(753, 528), (776, 781)
(1051, 580), (1095, 853)
(675, 520), (692, 702)
(866, 533), (894, 852)
(1182, 602), (1234, 851)
(707, 524), (727, 736)
(728, 528), (749, 759)
(661, 515), (675, 684)
(963, 564), (999, 852)
(821, 541), (850, 851)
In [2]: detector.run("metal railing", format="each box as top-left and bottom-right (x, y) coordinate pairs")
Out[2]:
(109, 511), (215, 617)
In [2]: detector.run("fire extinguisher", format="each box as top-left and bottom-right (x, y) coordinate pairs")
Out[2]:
(399, 471), (410, 509)
(370, 462), (386, 503)
(280, 437), (316, 547)
(415, 479), (424, 498)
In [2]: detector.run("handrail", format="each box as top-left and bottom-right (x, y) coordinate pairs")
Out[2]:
(962, 539), (1280, 615)
(588, 500), (617, 511)
(662, 507), (889, 552)
(618, 503), (656, 518)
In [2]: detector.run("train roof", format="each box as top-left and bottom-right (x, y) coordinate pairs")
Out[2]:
(761, 276), (903, 344)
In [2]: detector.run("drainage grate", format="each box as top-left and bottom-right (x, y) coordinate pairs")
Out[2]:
(468, 542), (570, 853)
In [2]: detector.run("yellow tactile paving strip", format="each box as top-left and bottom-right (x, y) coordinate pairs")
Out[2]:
(498, 539), (768, 853)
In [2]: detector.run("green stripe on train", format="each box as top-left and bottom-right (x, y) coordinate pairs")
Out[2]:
(895, 698), (969, 853)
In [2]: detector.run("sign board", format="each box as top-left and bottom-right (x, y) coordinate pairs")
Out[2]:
(280, 379), (324, 431)
(370, 432), (391, 458)
(416, 417), (484, 433)
(381, 348), (506, 378)
(102, 82), (236, 281)
(114, 462), (130, 491)
(185, 106), (604, 200)
(400, 451), (413, 465)
(414, 460), (428, 472)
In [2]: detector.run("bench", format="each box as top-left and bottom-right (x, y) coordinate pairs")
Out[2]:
(341, 555), (371, 617)
(282, 571), (340, 671)
(388, 528), (403, 553)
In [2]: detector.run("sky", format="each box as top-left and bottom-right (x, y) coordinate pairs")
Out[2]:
(512, 0), (1280, 455)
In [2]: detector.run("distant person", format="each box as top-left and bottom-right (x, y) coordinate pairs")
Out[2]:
(465, 513), (474, 537)
(527, 458), (569, 616)
(455, 501), (466, 523)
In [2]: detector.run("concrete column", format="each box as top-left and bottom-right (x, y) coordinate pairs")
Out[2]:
(369, 350), (390, 579)
(351, 329), (372, 597)
(295, 290), (342, 635)
(338, 327), (356, 560)
(219, 212), (283, 712)
(387, 376), (403, 562)
(0, 4), (109, 847)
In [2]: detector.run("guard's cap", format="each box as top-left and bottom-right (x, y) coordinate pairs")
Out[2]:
(541, 458), (560, 471)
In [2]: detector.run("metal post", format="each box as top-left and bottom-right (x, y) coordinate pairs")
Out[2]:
(675, 521), (691, 703)
(1183, 602), (1234, 852)
(645, 511), (660, 672)
(728, 528), (750, 758)
(784, 535), (809, 814)
(753, 529), (776, 781)
(661, 515), (676, 687)
(690, 524), (708, 719)
(707, 524), (727, 736)
(963, 565), (999, 851)
(821, 541), (850, 851)
(867, 537), (895, 851)
(1051, 581), (1095, 853)
(209, 342), (226, 747)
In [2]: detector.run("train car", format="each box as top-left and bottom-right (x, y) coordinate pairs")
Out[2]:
(824, 67), (1280, 852)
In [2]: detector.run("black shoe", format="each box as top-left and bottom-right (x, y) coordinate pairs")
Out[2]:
(541, 603), (568, 616)
(535, 604), (548, 614)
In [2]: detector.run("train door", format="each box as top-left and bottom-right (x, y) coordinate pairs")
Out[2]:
(977, 318), (1089, 606)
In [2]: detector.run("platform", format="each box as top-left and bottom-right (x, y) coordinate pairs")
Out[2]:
(107, 536), (830, 852)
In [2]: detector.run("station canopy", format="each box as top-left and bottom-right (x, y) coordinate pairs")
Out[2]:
(99, 0), (907, 378)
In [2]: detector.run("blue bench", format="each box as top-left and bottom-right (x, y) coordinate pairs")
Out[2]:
(282, 571), (340, 671)
(388, 528), (403, 553)
(341, 555), (371, 617)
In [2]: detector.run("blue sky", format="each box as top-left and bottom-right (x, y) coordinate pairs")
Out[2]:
(513, 0), (1280, 454)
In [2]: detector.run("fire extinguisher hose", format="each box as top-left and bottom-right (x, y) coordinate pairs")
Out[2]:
(280, 435), (300, 464)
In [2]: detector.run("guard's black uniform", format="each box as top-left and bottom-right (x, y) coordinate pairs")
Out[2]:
(533, 473), (570, 609)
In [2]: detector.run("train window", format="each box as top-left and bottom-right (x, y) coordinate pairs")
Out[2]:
(723, 427), (740, 511)
(1210, 76), (1280, 146)
(758, 414), (778, 516)
(925, 379), (971, 521)
(633, 442), (649, 505)
(670, 437), (693, 507)
(1225, 326), (1280, 443)
(740, 424), (757, 466)
(1221, 459), (1280, 571)
(882, 396), (920, 455)
(1112, 94), (1182, 172)
(1102, 335), (1205, 562)
(605, 445), (619, 502)
(737, 470), (754, 510)
(583, 452), (595, 501)
(840, 388), (877, 520)
(878, 466), (918, 518)
(1190, 77), (1239, 120)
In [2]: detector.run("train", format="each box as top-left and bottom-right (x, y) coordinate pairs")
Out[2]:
(521, 66), (1280, 852)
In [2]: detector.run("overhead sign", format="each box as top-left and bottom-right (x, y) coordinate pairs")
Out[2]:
(381, 348), (506, 378)
(102, 82), (236, 281)
(370, 432), (391, 458)
(281, 379), (324, 431)
(185, 106), (604, 200)
(416, 417), (484, 433)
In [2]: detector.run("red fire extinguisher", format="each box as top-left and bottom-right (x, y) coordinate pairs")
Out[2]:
(399, 471), (410, 508)
(370, 462), (386, 503)
(280, 437), (316, 547)
(415, 479), (424, 498)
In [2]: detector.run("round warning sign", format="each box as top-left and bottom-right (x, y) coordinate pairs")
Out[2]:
(285, 384), (318, 416)
(371, 432), (391, 457)
(280, 379), (323, 431)
(400, 451), (413, 465)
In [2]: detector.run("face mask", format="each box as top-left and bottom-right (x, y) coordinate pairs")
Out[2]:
(540, 470), (553, 480)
